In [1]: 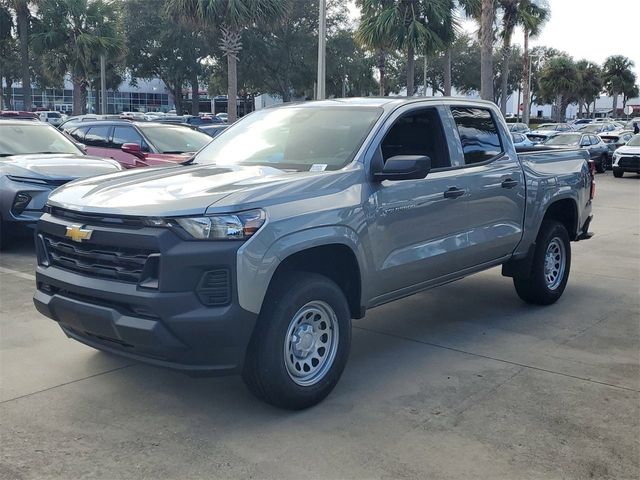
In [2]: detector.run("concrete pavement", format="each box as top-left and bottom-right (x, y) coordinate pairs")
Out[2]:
(1, 173), (638, 479)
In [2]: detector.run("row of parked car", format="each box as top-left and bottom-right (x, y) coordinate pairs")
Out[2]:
(508, 117), (639, 174)
(0, 110), (232, 247)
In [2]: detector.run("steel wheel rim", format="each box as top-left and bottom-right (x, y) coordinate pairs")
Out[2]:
(544, 237), (566, 290)
(284, 300), (339, 387)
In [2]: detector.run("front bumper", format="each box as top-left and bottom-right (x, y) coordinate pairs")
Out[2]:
(33, 212), (258, 375)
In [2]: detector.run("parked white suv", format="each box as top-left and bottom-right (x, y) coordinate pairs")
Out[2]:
(36, 111), (65, 126)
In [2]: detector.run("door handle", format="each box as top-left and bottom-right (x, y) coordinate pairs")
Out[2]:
(443, 187), (465, 199)
(501, 179), (518, 189)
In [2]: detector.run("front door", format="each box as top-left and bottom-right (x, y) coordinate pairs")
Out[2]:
(366, 106), (482, 300)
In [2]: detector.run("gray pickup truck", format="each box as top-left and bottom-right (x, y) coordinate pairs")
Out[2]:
(33, 98), (594, 409)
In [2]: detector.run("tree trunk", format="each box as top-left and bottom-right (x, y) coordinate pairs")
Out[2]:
(499, 40), (512, 114)
(191, 70), (200, 116)
(443, 48), (452, 96)
(72, 78), (85, 115)
(578, 101), (583, 118)
(611, 91), (618, 117)
(16, 1), (31, 111)
(227, 52), (238, 122)
(378, 49), (386, 96)
(480, 0), (494, 102)
(175, 86), (183, 114)
(406, 43), (414, 97)
(521, 29), (530, 125)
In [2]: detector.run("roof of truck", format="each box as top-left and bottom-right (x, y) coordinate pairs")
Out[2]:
(267, 97), (498, 111)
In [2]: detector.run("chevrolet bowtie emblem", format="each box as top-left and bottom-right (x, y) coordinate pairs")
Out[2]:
(64, 225), (93, 243)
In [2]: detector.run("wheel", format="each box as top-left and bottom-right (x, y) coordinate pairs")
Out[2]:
(242, 272), (351, 410)
(596, 155), (607, 173)
(513, 220), (571, 305)
(613, 169), (623, 178)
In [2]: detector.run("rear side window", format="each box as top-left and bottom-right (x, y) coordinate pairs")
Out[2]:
(112, 126), (144, 148)
(84, 125), (111, 148)
(451, 107), (503, 165)
(68, 126), (88, 142)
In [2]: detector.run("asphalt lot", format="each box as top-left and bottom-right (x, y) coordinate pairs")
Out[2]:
(1, 173), (638, 480)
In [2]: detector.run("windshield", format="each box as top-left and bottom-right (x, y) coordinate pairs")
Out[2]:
(627, 134), (640, 147)
(545, 134), (582, 146)
(0, 123), (82, 157)
(192, 106), (382, 171)
(537, 124), (556, 130)
(138, 125), (212, 153)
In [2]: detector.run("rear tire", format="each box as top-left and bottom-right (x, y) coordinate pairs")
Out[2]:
(242, 272), (351, 410)
(513, 220), (571, 305)
(613, 169), (623, 178)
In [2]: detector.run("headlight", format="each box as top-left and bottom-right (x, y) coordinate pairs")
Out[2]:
(145, 209), (266, 240)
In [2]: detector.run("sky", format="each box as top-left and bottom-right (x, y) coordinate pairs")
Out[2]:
(348, 0), (640, 76)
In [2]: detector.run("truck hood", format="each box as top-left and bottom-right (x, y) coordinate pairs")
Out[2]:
(47, 163), (358, 217)
(1, 154), (122, 180)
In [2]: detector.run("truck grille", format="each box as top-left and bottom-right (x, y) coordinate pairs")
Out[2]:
(618, 156), (640, 169)
(42, 234), (157, 283)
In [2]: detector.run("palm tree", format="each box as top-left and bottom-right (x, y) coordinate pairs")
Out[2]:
(356, 0), (450, 97)
(538, 56), (578, 122)
(32, 0), (123, 115)
(167, 0), (288, 123)
(355, 0), (395, 96)
(602, 55), (635, 117)
(520, 0), (548, 124)
(497, 0), (518, 113)
(479, 0), (494, 101)
(575, 60), (602, 118)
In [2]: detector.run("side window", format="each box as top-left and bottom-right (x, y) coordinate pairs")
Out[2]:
(590, 135), (599, 145)
(68, 126), (88, 142)
(451, 107), (503, 165)
(112, 126), (144, 148)
(512, 133), (524, 143)
(84, 125), (111, 148)
(380, 108), (451, 169)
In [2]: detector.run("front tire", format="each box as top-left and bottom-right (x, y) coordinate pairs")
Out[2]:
(596, 154), (607, 173)
(613, 168), (623, 178)
(242, 272), (351, 410)
(513, 220), (571, 305)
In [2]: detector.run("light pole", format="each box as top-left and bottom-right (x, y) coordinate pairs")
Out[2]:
(526, 54), (540, 123)
(100, 54), (107, 114)
(316, 0), (326, 100)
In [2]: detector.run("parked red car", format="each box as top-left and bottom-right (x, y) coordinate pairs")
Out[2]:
(0, 111), (39, 120)
(65, 120), (212, 168)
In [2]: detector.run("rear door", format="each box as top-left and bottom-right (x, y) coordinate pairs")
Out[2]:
(446, 105), (526, 266)
(83, 125), (114, 160)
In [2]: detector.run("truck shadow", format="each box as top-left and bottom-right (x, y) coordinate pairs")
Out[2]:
(83, 269), (604, 426)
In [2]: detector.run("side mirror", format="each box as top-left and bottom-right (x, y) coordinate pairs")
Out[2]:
(374, 155), (432, 182)
(121, 142), (145, 159)
(75, 142), (87, 153)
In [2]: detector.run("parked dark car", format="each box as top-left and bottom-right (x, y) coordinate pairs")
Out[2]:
(58, 115), (121, 134)
(599, 130), (635, 168)
(0, 110), (39, 121)
(544, 132), (609, 172)
(197, 124), (229, 138)
(0, 121), (121, 249)
(65, 120), (212, 168)
(157, 115), (223, 126)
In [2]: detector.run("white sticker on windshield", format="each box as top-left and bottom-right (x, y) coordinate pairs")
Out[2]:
(310, 164), (327, 172)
